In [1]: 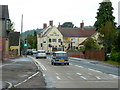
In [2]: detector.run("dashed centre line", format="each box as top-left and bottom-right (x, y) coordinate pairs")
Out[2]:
(80, 76), (87, 80)
(76, 73), (82, 76)
(96, 76), (101, 80)
(75, 65), (84, 68)
(56, 76), (61, 80)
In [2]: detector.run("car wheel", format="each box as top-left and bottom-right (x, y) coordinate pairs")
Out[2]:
(51, 62), (53, 65)
(67, 63), (69, 65)
(54, 63), (56, 65)
(36, 57), (38, 59)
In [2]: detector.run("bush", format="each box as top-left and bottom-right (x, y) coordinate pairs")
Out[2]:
(111, 51), (120, 62)
(78, 46), (85, 52)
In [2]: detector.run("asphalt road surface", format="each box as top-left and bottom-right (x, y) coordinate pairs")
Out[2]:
(30, 56), (119, 88)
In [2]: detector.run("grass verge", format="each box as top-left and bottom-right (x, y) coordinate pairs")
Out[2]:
(103, 60), (120, 65)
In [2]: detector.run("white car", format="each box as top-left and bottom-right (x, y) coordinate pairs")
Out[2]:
(32, 49), (37, 54)
(36, 50), (47, 59)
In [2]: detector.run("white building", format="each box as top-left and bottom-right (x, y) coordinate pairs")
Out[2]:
(37, 21), (63, 52)
(37, 21), (96, 52)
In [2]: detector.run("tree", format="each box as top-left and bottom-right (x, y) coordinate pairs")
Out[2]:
(10, 22), (15, 32)
(94, 0), (116, 31)
(26, 31), (37, 49)
(33, 31), (37, 49)
(84, 37), (100, 51)
(99, 21), (116, 53)
(60, 22), (74, 28)
(113, 31), (120, 52)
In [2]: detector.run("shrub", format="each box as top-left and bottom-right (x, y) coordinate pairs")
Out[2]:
(111, 51), (120, 62)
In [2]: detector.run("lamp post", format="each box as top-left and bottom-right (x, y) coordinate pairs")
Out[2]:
(20, 14), (23, 56)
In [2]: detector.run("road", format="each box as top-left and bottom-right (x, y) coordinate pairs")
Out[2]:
(30, 55), (119, 88)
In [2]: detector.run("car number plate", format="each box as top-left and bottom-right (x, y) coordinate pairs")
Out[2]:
(59, 59), (64, 61)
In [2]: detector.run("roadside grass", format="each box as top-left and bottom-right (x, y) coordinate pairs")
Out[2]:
(103, 60), (120, 65)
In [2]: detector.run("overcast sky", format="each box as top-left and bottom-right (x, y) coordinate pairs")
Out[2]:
(0, 0), (119, 32)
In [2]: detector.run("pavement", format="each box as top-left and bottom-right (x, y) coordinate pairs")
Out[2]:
(1, 56), (46, 89)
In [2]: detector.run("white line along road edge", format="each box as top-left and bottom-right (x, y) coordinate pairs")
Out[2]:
(28, 56), (47, 71)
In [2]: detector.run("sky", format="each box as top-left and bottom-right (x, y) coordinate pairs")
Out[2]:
(0, 0), (119, 32)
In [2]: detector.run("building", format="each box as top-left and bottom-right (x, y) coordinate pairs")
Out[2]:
(58, 21), (96, 50)
(9, 32), (20, 56)
(37, 21), (63, 52)
(37, 21), (96, 52)
(0, 5), (11, 60)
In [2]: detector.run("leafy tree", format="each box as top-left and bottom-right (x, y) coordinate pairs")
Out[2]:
(10, 22), (15, 32)
(94, 0), (116, 31)
(33, 31), (37, 49)
(60, 22), (74, 28)
(84, 37), (100, 51)
(113, 31), (120, 52)
(26, 31), (37, 49)
(99, 21), (116, 53)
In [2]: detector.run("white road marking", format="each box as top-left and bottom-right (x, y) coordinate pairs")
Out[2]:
(43, 74), (45, 77)
(56, 73), (59, 75)
(30, 56), (47, 71)
(76, 73), (82, 76)
(77, 66), (84, 68)
(75, 65), (83, 68)
(88, 68), (102, 73)
(96, 76), (101, 80)
(14, 71), (39, 87)
(56, 76), (61, 80)
(109, 74), (118, 78)
(80, 76), (87, 80)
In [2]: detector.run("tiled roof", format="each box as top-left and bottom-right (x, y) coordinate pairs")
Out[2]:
(9, 32), (20, 46)
(58, 27), (96, 37)
(0, 5), (9, 19)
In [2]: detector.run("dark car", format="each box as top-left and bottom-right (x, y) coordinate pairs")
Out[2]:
(26, 49), (33, 55)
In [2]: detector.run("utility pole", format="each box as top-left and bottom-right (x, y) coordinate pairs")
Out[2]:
(20, 14), (23, 56)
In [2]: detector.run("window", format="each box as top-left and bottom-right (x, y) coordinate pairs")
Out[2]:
(53, 39), (56, 42)
(41, 43), (43, 47)
(49, 39), (51, 42)
(58, 39), (61, 42)
(6, 20), (10, 31)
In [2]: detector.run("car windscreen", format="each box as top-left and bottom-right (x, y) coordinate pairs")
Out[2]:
(38, 51), (45, 53)
(55, 53), (67, 56)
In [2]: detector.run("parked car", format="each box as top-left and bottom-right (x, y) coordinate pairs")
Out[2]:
(26, 49), (33, 55)
(51, 51), (69, 65)
(36, 50), (47, 59)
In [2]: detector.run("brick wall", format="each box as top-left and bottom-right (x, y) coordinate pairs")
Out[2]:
(85, 51), (105, 61)
(68, 51), (84, 58)
(0, 37), (3, 60)
(0, 37), (9, 60)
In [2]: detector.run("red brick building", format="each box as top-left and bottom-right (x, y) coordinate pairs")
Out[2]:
(0, 5), (11, 61)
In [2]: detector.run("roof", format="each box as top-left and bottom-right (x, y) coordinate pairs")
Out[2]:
(0, 5), (9, 19)
(58, 27), (96, 37)
(9, 32), (20, 46)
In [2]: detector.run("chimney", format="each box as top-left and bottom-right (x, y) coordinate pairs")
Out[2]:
(80, 20), (84, 30)
(49, 20), (53, 26)
(43, 23), (47, 29)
